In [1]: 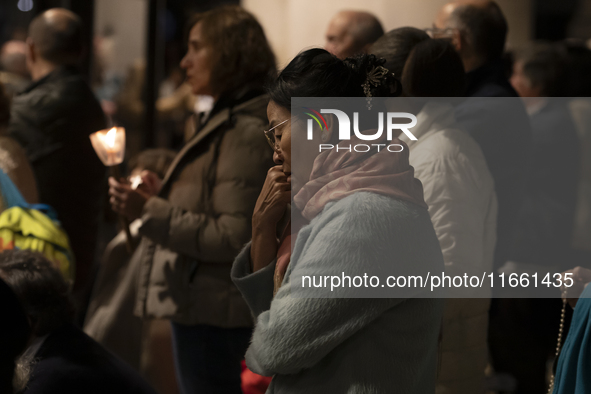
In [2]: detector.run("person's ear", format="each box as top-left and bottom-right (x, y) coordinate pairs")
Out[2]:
(451, 29), (462, 52)
(361, 42), (373, 54)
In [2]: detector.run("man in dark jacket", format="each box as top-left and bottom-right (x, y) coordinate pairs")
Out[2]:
(0, 250), (157, 394)
(434, 2), (534, 393)
(8, 8), (107, 307)
(434, 0), (532, 272)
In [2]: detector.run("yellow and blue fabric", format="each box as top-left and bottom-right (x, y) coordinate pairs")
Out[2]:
(0, 169), (74, 284)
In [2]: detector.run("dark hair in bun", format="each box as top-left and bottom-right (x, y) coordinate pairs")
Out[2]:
(268, 48), (400, 109)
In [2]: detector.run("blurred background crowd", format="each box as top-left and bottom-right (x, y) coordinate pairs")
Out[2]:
(0, 0), (590, 394)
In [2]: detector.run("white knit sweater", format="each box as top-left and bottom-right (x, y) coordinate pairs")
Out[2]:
(232, 192), (445, 394)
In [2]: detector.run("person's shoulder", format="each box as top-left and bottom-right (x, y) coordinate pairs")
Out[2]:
(471, 82), (516, 98)
(235, 94), (269, 114)
(229, 113), (267, 138)
(413, 128), (494, 191)
(533, 102), (576, 127)
(53, 74), (100, 105)
(12, 73), (99, 114)
(412, 127), (478, 163)
(26, 359), (155, 394)
(24, 360), (89, 394)
(434, 127), (487, 160)
(37, 325), (108, 363)
(317, 192), (431, 232)
(455, 94), (532, 141)
(468, 71), (518, 98)
(416, 127), (463, 153)
(323, 190), (412, 211)
(223, 95), (270, 148)
(32, 326), (156, 394)
(531, 103), (579, 145)
(25, 337), (105, 394)
(231, 96), (269, 130)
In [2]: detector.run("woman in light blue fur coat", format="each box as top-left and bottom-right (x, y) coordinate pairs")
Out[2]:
(232, 49), (444, 393)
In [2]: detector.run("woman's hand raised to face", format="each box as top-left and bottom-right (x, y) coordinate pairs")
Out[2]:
(250, 166), (291, 272)
(253, 166), (291, 230)
(109, 177), (152, 221)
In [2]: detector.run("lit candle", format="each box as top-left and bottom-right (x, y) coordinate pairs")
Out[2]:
(89, 126), (134, 251)
(89, 127), (126, 167)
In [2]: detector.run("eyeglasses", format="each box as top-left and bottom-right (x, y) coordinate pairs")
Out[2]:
(263, 118), (290, 151)
(423, 27), (456, 38)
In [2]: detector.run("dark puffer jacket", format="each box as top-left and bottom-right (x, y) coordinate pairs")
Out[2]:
(134, 93), (274, 327)
(9, 66), (106, 295)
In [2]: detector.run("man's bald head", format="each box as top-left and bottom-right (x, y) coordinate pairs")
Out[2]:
(0, 41), (28, 77)
(435, 1), (507, 70)
(28, 8), (83, 66)
(325, 10), (384, 59)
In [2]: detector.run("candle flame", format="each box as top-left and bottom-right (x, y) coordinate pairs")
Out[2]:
(90, 126), (126, 166)
(106, 127), (117, 149)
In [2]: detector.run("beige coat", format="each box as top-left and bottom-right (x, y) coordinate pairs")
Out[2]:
(400, 102), (497, 394)
(85, 222), (144, 369)
(134, 94), (274, 327)
(85, 223), (179, 394)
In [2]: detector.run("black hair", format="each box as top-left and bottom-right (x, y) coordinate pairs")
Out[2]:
(267, 48), (399, 110)
(402, 39), (466, 97)
(369, 27), (430, 79)
(451, 1), (508, 63)
(0, 250), (74, 337)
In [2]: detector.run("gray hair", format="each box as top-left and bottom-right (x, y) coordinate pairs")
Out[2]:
(449, 1), (508, 63)
(349, 11), (385, 48)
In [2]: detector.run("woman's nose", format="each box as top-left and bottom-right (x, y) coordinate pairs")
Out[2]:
(180, 55), (189, 69)
(273, 150), (283, 165)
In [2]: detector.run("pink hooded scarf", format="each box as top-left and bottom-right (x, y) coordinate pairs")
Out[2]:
(273, 135), (427, 294)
